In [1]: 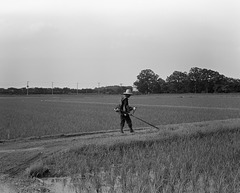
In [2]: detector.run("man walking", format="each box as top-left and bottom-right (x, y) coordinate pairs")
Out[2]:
(118, 89), (135, 133)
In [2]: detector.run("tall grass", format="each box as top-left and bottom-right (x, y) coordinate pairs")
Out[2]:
(44, 128), (240, 192)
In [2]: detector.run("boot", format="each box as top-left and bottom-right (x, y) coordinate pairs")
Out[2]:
(130, 128), (134, 133)
(120, 128), (124, 133)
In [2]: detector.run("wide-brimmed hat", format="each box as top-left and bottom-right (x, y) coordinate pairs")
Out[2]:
(123, 89), (133, 95)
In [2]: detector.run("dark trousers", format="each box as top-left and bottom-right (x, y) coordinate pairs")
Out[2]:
(120, 114), (133, 132)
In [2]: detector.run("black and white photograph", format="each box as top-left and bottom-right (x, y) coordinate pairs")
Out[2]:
(1, 0), (240, 192)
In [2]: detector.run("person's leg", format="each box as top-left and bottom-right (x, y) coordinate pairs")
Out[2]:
(120, 114), (125, 133)
(125, 115), (134, 133)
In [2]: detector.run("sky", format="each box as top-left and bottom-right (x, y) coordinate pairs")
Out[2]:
(1, 0), (240, 89)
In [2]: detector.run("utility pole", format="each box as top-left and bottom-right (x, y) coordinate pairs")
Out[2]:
(77, 82), (78, 95)
(52, 82), (54, 95)
(27, 81), (29, 95)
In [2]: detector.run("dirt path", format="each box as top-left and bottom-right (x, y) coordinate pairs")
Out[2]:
(0, 127), (156, 175)
(0, 127), (158, 192)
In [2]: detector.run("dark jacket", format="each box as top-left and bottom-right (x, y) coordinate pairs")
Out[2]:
(120, 96), (133, 114)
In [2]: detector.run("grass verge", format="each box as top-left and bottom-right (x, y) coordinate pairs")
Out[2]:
(42, 123), (240, 192)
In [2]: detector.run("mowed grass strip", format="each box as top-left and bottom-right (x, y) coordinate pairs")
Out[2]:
(0, 94), (240, 140)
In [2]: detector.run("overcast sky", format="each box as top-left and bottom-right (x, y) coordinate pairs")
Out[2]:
(1, 0), (240, 89)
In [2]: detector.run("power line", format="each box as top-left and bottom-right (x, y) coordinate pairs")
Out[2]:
(0, 81), (124, 89)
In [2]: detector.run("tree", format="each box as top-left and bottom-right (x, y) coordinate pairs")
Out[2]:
(166, 71), (189, 93)
(188, 67), (227, 93)
(134, 69), (160, 94)
(157, 78), (167, 93)
(188, 67), (203, 93)
(223, 78), (240, 93)
(200, 68), (224, 93)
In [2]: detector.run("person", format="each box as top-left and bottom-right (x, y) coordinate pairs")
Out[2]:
(118, 89), (135, 133)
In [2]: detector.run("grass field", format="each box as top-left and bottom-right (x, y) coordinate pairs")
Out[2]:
(1, 93), (240, 192)
(1, 93), (240, 140)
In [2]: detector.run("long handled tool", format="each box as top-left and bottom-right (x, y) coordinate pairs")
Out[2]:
(130, 114), (160, 130)
(114, 106), (160, 130)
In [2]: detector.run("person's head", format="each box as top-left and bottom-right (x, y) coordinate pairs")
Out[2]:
(123, 89), (132, 98)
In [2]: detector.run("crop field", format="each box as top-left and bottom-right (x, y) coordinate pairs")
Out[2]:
(44, 126), (240, 193)
(0, 93), (240, 140)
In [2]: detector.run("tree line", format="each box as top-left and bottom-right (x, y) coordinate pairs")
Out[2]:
(134, 67), (240, 94)
(0, 85), (132, 95)
(0, 87), (95, 95)
(1, 67), (239, 95)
